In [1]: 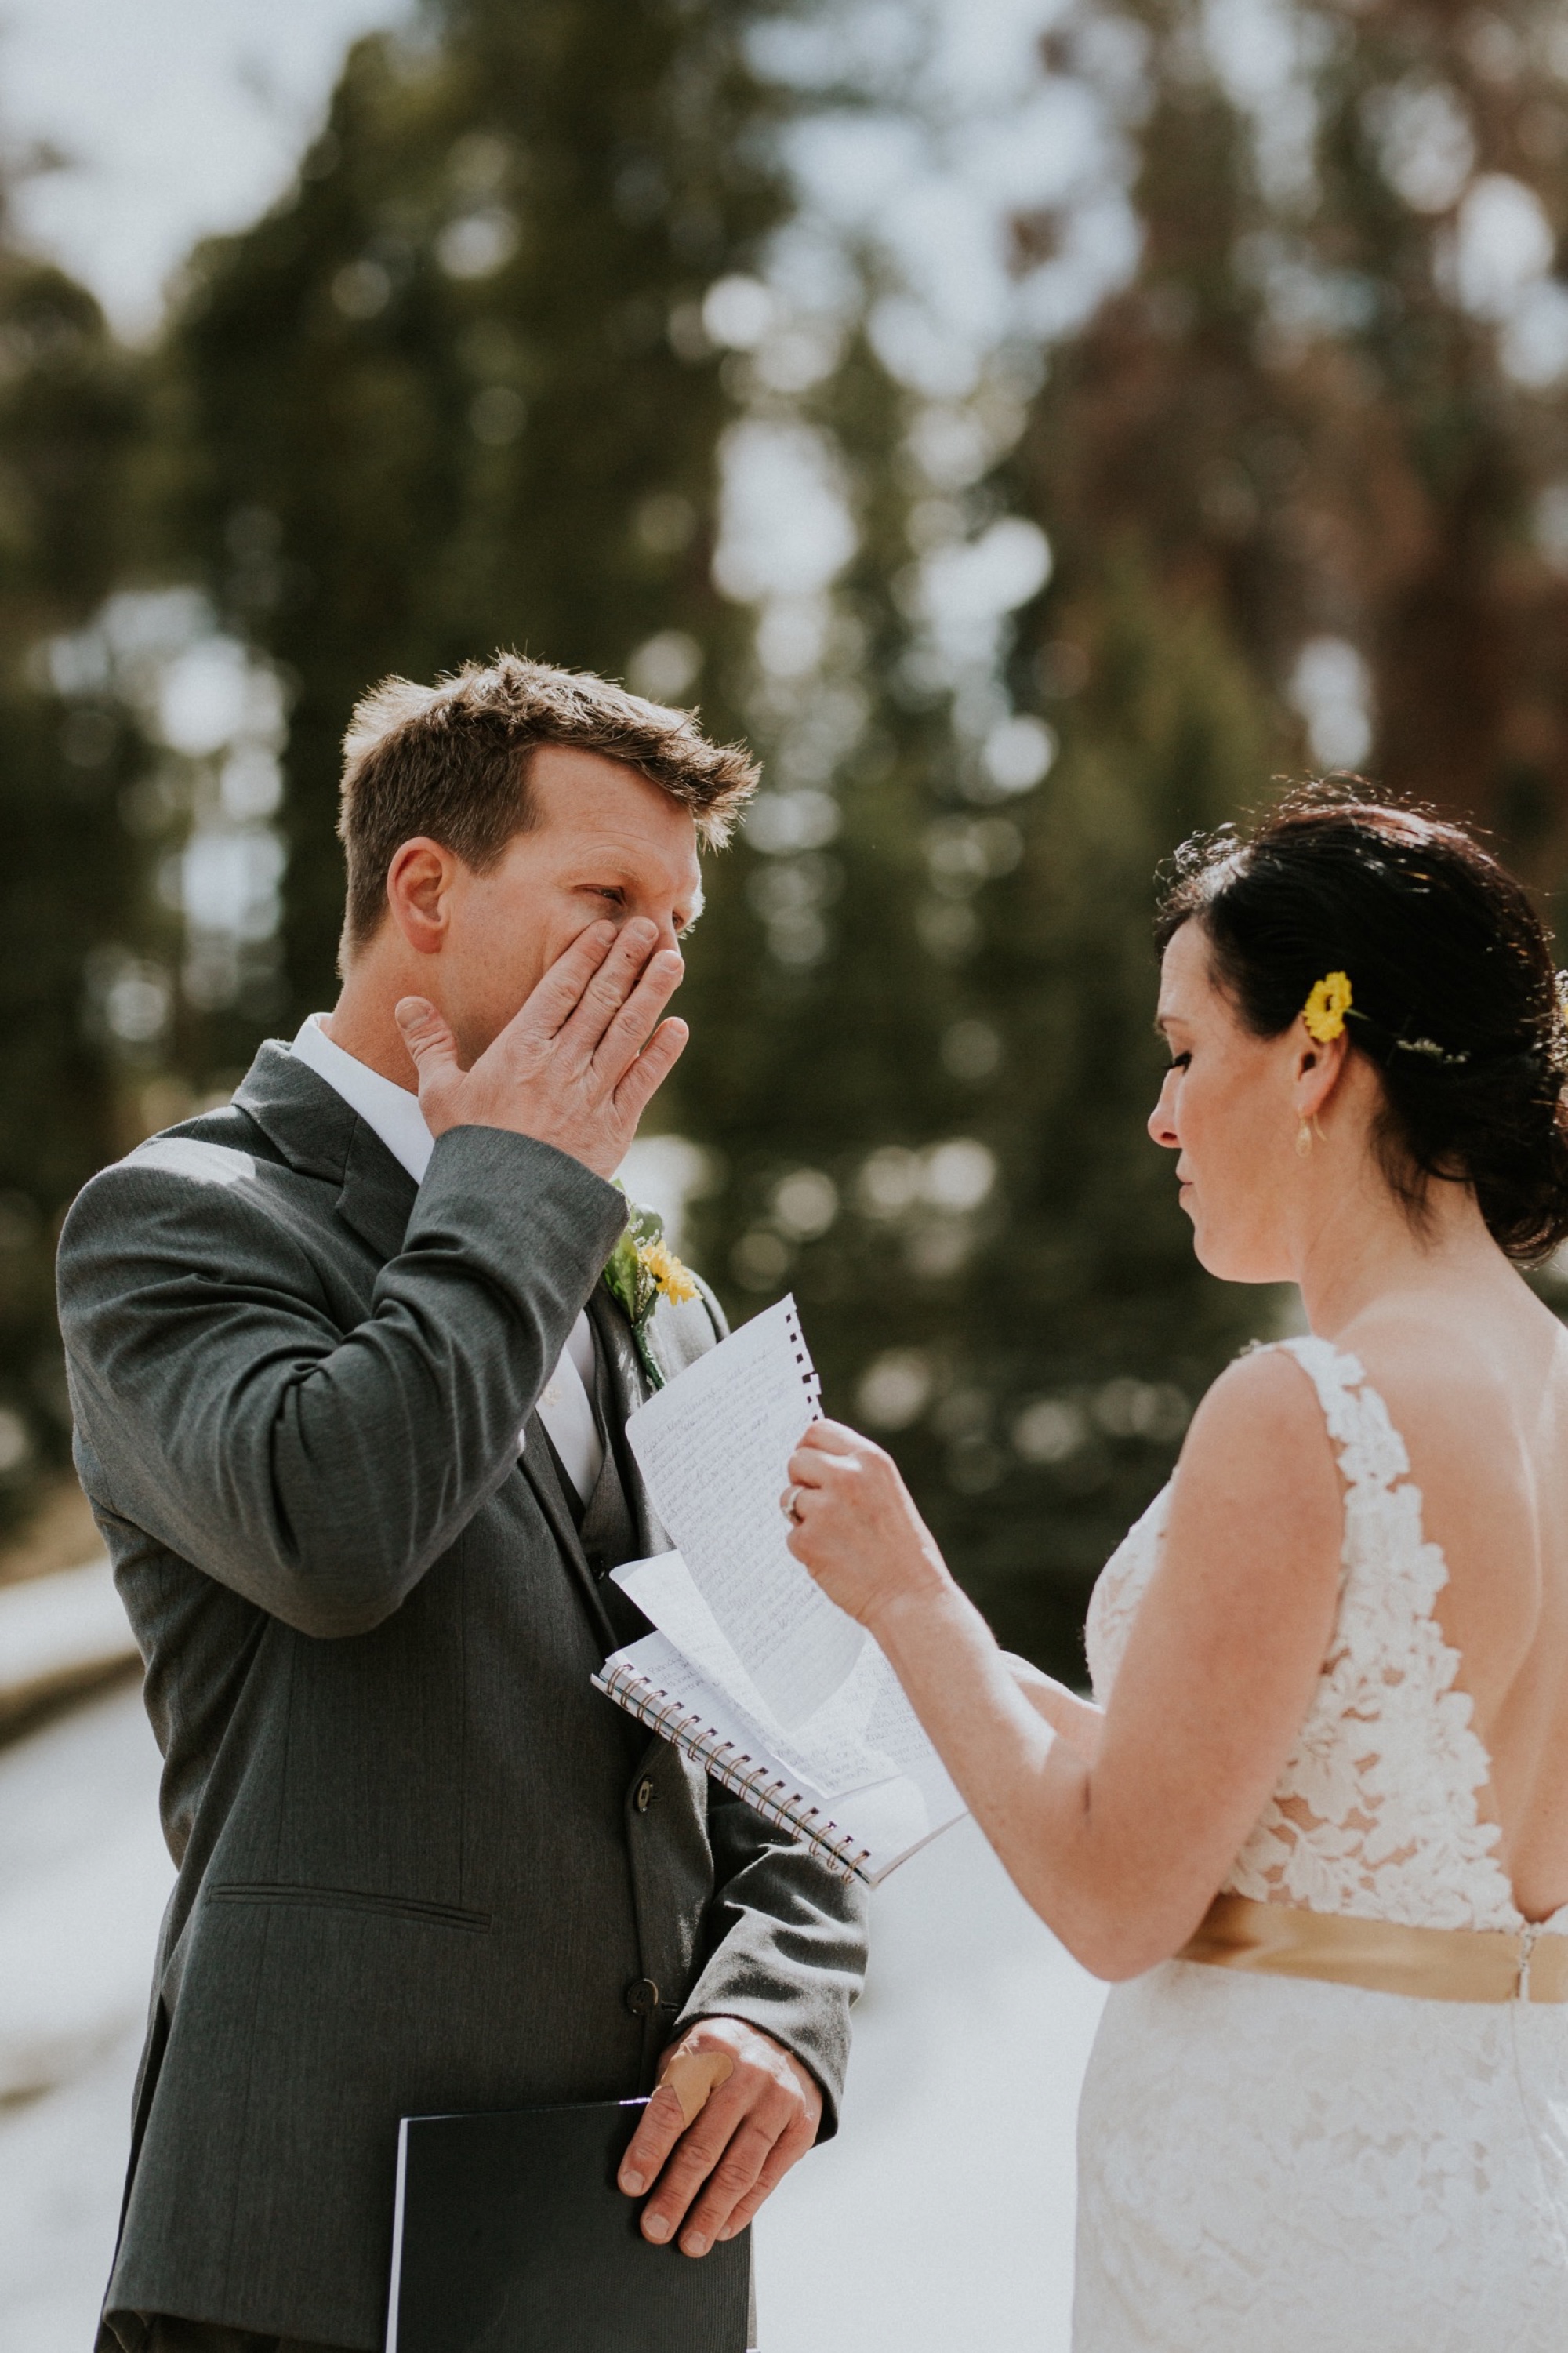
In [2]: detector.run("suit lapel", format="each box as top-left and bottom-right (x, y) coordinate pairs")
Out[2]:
(587, 1287), (674, 1560)
(234, 1040), (417, 1259)
(517, 1411), (622, 1654)
(334, 1115), (417, 1260)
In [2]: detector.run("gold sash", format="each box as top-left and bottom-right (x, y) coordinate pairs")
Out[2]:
(1178, 1891), (1568, 2004)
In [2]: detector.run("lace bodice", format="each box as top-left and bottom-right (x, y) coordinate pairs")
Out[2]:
(1075, 1334), (1568, 2348)
(1085, 1334), (1565, 1936)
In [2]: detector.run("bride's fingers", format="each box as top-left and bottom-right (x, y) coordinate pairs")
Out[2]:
(786, 1445), (857, 1495)
(795, 1418), (866, 1457)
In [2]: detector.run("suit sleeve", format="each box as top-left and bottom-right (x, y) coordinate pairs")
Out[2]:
(671, 1787), (869, 2138)
(56, 1125), (626, 1637)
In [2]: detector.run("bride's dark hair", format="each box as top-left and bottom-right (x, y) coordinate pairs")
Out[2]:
(1154, 790), (1568, 1262)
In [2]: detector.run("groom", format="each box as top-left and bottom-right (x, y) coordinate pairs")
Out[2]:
(58, 654), (868, 2353)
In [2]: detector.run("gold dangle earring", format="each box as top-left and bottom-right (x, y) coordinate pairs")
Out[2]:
(1296, 1118), (1313, 1158)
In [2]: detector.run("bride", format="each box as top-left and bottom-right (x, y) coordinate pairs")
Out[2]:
(783, 794), (1568, 2348)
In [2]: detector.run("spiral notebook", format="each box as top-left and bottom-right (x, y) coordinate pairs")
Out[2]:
(592, 1297), (965, 1886)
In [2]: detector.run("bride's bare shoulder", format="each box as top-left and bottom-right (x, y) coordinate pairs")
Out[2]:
(1167, 1345), (1343, 1552)
(1184, 1341), (1344, 1444)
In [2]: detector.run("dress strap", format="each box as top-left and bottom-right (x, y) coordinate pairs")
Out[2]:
(1247, 1335), (1412, 1505)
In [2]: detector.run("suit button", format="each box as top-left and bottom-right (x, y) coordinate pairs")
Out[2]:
(625, 1977), (661, 2019)
(635, 1777), (655, 1814)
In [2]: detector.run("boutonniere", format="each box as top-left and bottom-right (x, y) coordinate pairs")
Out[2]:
(601, 1189), (699, 1391)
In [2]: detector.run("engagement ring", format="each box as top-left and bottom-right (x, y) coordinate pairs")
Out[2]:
(781, 1485), (804, 1525)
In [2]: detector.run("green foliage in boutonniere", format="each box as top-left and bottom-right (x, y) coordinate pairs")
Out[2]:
(601, 1188), (699, 1392)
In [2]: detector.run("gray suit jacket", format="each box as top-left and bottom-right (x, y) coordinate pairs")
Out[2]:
(57, 1043), (867, 2350)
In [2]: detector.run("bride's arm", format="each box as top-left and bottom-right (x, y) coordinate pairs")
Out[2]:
(1003, 1654), (1103, 1760)
(784, 1349), (1342, 1980)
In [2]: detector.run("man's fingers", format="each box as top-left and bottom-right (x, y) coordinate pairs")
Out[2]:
(611, 1018), (688, 1127)
(711, 2119), (815, 2242)
(661, 2050), (735, 2128)
(640, 2103), (769, 2249)
(618, 2053), (742, 2194)
(617, 2081), (691, 2195)
(394, 997), (461, 1091)
(617, 2056), (735, 2204)
(671, 2121), (779, 2253)
(629, 2070), (763, 2236)
(513, 920), (619, 1040)
(554, 918), (664, 1057)
(590, 950), (685, 1085)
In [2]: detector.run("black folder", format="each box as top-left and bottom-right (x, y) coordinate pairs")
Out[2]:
(385, 2097), (753, 2352)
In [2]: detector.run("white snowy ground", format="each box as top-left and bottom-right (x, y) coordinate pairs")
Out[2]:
(0, 1684), (1105, 2353)
(0, 1684), (174, 2351)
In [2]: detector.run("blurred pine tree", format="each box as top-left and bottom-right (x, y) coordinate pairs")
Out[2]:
(155, 0), (1285, 1668)
(1023, 0), (1568, 861)
(666, 36), (1287, 1664)
(1303, 0), (1568, 862)
(0, 220), (149, 1512)
(144, 0), (1568, 1670)
(160, 0), (781, 1023)
(658, 261), (1279, 1669)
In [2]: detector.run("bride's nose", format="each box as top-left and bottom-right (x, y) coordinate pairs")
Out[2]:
(1148, 1071), (1181, 1150)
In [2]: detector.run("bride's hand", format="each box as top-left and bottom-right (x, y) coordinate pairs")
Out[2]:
(782, 1419), (953, 1630)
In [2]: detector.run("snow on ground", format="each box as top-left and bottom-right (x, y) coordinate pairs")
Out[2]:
(757, 1817), (1105, 2352)
(0, 1558), (136, 1732)
(0, 1683), (173, 2350)
(0, 1684), (1103, 2353)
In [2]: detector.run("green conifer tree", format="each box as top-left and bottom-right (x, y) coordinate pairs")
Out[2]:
(1022, 0), (1568, 857)
(159, 0), (786, 1025)
(156, 0), (1283, 1669)
(0, 219), (148, 1509)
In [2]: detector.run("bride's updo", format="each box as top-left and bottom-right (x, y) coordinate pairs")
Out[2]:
(1155, 793), (1568, 1262)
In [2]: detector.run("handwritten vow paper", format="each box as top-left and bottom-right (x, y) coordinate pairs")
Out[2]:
(602, 1298), (967, 1881)
(625, 1296), (862, 1726)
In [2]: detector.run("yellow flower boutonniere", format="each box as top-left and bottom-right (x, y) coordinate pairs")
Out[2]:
(602, 1190), (699, 1390)
(1302, 971), (1353, 1044)
(634, 1236), (698, 1309)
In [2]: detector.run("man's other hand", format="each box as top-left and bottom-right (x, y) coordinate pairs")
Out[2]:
(616, 2016), (823, 2256)
(394, 917), (686, 1178)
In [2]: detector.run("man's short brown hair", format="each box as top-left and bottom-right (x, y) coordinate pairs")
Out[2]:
(336, 651), (759, 952)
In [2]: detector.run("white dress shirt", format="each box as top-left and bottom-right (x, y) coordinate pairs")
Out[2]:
(290, 1014), (605, 1502)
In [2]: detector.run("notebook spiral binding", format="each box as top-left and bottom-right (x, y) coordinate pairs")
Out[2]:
(593, 1661), (872, 1883)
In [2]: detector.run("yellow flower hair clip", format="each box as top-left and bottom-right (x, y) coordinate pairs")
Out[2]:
(1302, 971), (1352, 1043)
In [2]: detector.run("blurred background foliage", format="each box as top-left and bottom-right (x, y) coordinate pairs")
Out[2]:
(5, 0), (1568, 1667)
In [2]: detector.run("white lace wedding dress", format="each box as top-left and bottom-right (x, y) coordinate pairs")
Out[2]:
(1073, 1336), (1568, 2350)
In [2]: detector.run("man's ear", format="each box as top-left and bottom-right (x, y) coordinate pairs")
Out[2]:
(384, 837), (459, 957)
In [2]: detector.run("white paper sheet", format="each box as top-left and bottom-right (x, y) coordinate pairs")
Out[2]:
(625, 1297), (865, 1725)
(612, 1552), (782, 1755)
(600, 1628), (967, 1884)
(614, 1549), (936, 1801)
